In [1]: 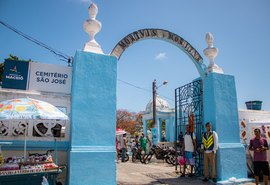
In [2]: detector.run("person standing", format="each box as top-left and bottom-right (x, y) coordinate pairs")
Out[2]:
(202, 122), (218, 183)
(181, 125), (196, 177)
(120, 133), (127, 162)
(249, 128), (269, 185)
(135, 135), (139, 148)
(116, 137), (120, 162)
(140, 133), (147, 154)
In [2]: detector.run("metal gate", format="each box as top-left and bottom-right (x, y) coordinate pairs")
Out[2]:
(174, 79), (203, 175)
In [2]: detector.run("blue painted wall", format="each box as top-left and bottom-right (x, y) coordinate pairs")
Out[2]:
(1, 140), (69, 151)
(143, 115), (175, 143)
(217, 143), (247, 180)
(69, 51), (117, 185)
(203, 73), (247, 180)
(203, 73), (240, 143)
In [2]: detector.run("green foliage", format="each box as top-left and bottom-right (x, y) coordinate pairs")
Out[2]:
(147, 120), (155, 130)
(6, 54), (19, 61)
(161, 120), (166, 132)
(116, 109), (142, 135)
(5, 54), (32, 62)
(0, 63), (4, 82)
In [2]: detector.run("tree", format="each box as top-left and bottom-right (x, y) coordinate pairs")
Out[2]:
(6, 54), (19, 61)
(5, 54), (32, 62)
(116, 109), (142, 135)
(0, 63), (4, 82)
(147, 120), (155, 130)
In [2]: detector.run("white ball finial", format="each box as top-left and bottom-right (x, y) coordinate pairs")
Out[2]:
(203, 32), (223, 74)
(83, 3), (104, 54)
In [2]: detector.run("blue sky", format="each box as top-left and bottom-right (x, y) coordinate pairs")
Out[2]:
(1, 0), (270, 112)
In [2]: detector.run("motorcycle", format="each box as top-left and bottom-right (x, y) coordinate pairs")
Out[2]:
(164, 147), (177, 165)
(143, 145), (170, 164)
(131, 146), (144, 163)
(118, 149), (129, 162)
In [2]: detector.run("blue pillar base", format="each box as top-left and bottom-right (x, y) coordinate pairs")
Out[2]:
(203, 73), (248, 181)
(217, 178), (253, 185)
(69, 51), (117, 185)
(69, 148), (116, 185)
(217, 143), (248, 181)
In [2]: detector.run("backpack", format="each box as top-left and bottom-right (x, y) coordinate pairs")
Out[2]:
(190, 132), (194, 141)
(190, 132), (196, 147)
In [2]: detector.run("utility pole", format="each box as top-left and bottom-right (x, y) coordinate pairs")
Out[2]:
(152, 79), (157, 126)
(152, 79), (168, 127)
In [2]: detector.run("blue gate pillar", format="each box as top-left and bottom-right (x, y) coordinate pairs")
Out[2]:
(68, 51), (117, 185)
(203, 73), (247, 181)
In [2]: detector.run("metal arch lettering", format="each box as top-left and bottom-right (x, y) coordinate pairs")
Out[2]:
(110, 28), (207, 78)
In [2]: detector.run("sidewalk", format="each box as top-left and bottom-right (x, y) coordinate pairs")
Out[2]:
(117, 161), (260, 185)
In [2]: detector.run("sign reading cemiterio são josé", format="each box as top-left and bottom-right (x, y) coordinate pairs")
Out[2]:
(28, 62), (72, 94)
(2, 60), (29, 90)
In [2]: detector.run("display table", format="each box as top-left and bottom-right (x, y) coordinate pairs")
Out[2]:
(0, 140), (63, 185)
(0, 168), (62, 185)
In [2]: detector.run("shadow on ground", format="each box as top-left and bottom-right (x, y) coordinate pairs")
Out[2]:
(118, 172), (212, 185)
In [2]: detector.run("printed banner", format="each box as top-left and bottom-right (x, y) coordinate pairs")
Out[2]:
(2, 60), (29, 90)
(28, 62), (72, 94)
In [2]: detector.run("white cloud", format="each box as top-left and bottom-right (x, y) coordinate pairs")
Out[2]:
(155, 52), (167, 61)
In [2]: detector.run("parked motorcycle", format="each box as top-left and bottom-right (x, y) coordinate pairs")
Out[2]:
(165, 147), (177, 165)
(131, 146), (144, 163)
(118, 149), (129, 162)
(143, 145), (170, 164)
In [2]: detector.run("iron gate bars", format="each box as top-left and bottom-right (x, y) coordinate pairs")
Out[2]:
(174, 79), (203, 175)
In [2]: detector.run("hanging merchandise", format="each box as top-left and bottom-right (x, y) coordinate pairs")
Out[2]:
(0, 152), (3, 165)
(0, 142), (12, 166)
(188, 112), (194, 132)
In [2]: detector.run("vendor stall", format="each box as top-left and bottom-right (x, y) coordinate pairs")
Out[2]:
(0, 169), (61, 185)
(0, 98), (69, 185)
(0, 151), (63, 185)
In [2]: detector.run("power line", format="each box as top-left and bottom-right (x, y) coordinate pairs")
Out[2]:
(117, 78), (150, 93)
(0, 20), (72, 66)
(158, 93), (174, 103)
(0, 20), (174, 101)
(117, 78), (174, 102)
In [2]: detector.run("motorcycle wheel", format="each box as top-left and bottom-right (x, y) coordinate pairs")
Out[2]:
(139, 155), (144, 163)
(143, 154), (152, 164)
(125, 154), (129, 162)
(169, 155), (177, 166)
(165, 156), (172, 165)
(132, 153), (136, 162)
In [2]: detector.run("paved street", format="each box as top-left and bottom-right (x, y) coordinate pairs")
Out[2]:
(117, 160), (261, 185)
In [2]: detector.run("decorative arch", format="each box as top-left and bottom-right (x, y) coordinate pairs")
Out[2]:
(110, 28), (207, 78)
